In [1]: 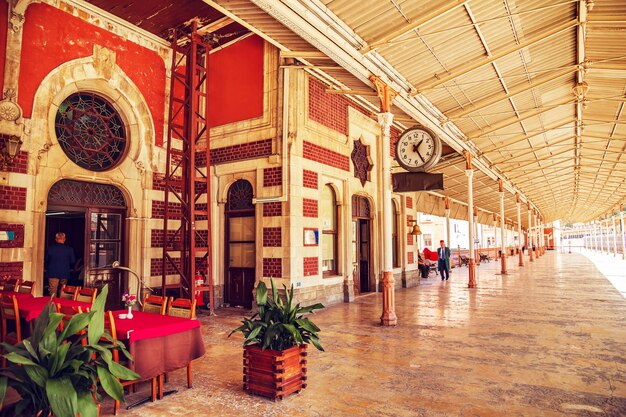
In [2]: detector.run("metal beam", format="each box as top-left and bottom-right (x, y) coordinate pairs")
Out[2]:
(415, 20), (578, 93)
(446, 67), (575, 119)
(280, 51), (327, 58)
(471, 98), (574, 138)
(324, 88), (378, 96)
(361, 0), (467, 54)
(477, 119), (576, 151)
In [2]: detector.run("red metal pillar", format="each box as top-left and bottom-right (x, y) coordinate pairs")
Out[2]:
(162, 22), (214, 313)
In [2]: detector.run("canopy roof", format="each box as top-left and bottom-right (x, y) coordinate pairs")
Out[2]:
(83, 0), (626, 225)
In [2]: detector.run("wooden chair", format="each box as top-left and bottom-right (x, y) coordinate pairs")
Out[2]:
(76, 287), (97, 304)
(56, 303), (85, 342)
(59, 284), (80, 300)
(142, 294), (167, 315)
(16, 280), (35, 294)
(105, 311), (156, 415)
(165, 298), (197, 389)
(0, 294), (22, 366)
(167, 297), (196, 319)
(2, 278), (21, 292)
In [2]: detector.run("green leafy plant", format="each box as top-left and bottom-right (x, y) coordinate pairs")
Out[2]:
(229, 279), (325, 352)
(0, 285), (140, 417)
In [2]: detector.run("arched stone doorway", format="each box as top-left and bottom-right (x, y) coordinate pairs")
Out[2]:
(352, 195), (372, 295)
(46, 180), (127, 308)
(224, 180), (256, 308)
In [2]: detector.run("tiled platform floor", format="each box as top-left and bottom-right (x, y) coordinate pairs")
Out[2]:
(108, 251), (626, 416)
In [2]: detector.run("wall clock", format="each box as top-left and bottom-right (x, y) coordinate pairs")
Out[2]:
(395, 126), (442, 172)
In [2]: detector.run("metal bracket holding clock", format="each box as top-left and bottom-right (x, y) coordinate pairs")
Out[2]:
(395, 126), (442, 172)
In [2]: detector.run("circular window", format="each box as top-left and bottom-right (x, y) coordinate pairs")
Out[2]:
(55, 92), (127, 171)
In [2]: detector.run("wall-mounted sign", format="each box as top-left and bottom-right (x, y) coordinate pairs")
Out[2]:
(392, 172), (444, 192)
(0, 231), (15, 241)
(303, 228), (319, 246)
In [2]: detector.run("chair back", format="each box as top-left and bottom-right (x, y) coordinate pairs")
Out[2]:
(167, 297), (196, 319)
(3, 278), (21, 292)
(16, 281), (35, 294)
(76, 287), (97, 304)
(56, 303), (83, 332)
(59, 285), (80, 300)
(104, 311), (121, 362)
(0, 294), (21, 344)
(142, 294), (167, 315)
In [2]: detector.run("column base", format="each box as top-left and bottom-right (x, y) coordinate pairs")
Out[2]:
(468, 259), (477, 288)
(500, 253), (507, 274)
(380, 271), (397, 326)
(518, 250), (524, 267)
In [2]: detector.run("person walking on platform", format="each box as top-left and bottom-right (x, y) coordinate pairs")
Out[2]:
(437, 240), (451, 281)
(45, 232), (76, 297)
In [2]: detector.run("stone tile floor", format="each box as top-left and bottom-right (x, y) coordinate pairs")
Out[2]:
(104, 251), (626, 416)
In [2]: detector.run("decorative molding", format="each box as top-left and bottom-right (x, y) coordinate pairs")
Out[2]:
(0, 90), (22, 122)
(351, 137), (373, 187)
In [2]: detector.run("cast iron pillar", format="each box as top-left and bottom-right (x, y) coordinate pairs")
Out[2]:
(499, 180), (507, 274)
(516, 194), (524, 267)
(465, 152), (477, 288)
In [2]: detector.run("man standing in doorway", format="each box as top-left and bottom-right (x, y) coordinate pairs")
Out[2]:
(437, 240), (451, 281)
(45, 232), (76, 297)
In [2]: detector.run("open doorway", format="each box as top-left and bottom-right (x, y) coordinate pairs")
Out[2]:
(352, 195), (372, 295)
(46, 180), (127, 309)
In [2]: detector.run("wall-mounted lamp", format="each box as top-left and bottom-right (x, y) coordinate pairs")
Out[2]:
(0, 135), (22, 170)
(408, 220), (422, 235)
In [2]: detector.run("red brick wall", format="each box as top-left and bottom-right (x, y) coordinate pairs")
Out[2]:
(303, 198), (318, 218)
(150, 258), (179, 276)
(262, 258), (282, 278)
(151, 229), (180, 249)
(152, 173), (181, 192)
(407, 252), (414, 264)
(303, 141), (349, 171)
(406, 196), (413, 209)
(0, 261), (23, 279)
(308, 77), (369, 135)
(303, 257), (318, 277)
(151, 201), (182, 219)
(262, 227), (281, 247)
(0, 224), (24, 248)
(0, 186), (26, 210)
(210, 139), (272, 165)
(303, 169), (318, 189)
(263, 167), (282, 187)
(262, 202), (282, 217)
(390, 126), (400, 158)
(407, 233), (414, 246)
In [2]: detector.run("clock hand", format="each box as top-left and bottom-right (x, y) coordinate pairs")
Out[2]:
(415, 139), (424, 162)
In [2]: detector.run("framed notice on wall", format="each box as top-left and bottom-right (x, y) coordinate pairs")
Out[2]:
(304, 228), (318, 246)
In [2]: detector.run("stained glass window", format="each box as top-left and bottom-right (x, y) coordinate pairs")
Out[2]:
(55, 93), (127, 171)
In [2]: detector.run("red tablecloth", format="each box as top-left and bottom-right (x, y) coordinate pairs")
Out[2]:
(18, 297), (92, 321)
(111, 310), (200, 345)
(0, 290), (34, 302)
(111, 310), (205, 379)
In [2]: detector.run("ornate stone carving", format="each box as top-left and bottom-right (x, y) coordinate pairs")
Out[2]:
(0, 89), (22, 122)
(351, 138), (373, 187)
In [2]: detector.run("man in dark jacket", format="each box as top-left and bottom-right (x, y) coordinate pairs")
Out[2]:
(437, 240), (451, 281)
(45, 232), (76, 297)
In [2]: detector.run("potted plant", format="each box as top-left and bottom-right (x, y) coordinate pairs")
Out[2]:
(229, 279), (324, 400)
(0, 285), (140, 417)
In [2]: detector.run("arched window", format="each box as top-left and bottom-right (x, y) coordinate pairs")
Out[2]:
(321, 185), (338, 276)
(392, 200), (399, 268)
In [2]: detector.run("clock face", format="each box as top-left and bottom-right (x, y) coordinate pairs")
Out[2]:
(395, 127), (441, 172)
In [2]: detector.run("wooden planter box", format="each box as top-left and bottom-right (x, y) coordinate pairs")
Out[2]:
(243, 344), (307, 401)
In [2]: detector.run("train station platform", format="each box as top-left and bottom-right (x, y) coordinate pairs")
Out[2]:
(113, 250), (626, 416)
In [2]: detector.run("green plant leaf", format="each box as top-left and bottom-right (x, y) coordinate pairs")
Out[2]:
(97, 365), (124, 402)
(31, 301), (54, 348)
(256, 280), (268, 306)
(282, 323), (302, 344)
(77, 391), (99, 417)
(59, 311), (90, 342)
(308, 333), (325, 352)
(0, 376), (7, 409)
(106, 360), (140, 381)
(297, 303), (325, 314)
(271, 278), (279, 305)
(46, 376), (78, 417)
(21, 339), (39, 361)
(295, 318), (320, 333)
(24, 363), (49, 388)
(5, 351), (39, 366)
(50, 342), (71, 377)
(88, 285), (109, 345)
(244, 324), (263, 344)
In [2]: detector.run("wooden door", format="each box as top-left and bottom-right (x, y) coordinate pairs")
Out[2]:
(225, 180), (255, 308)
(84, 209), (125, 309)
(358, 219), (371, 293)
